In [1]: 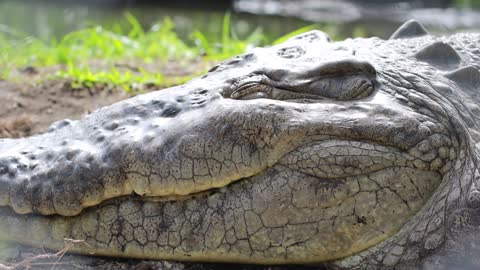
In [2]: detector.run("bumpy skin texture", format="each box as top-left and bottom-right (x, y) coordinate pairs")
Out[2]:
(1, 20), (480, 269)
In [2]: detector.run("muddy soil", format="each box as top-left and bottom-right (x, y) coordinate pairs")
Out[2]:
(0, 59), (208, 139)
(0, 79), (132, 138)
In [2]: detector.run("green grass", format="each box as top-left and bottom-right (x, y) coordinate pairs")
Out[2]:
(0, 13), (290, 91)
(454, 0), (480, 8)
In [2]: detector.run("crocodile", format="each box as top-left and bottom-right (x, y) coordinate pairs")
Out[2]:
(1, 20), (480, 269)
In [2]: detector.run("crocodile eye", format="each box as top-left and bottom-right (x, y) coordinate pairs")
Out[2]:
(230, 76), (376, 101)
(230, 60), (377, 101)
(231, 83), (324, 101)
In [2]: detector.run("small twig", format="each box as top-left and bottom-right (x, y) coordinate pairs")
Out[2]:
(50, 239), (91, 270)
(11, 253), (59, 269)
(7, 238), (91, 270)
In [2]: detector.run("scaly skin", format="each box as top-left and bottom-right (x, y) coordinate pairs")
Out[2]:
(1, 21), (480, 269)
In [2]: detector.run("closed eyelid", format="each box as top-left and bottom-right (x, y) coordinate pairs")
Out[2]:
(229, 75), (376, 101)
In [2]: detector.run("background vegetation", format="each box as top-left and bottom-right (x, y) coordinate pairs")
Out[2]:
(0, 13), (326, 91)
(0, 0), (478, 92)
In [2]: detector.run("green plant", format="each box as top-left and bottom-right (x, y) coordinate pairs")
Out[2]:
(454, 0), (480, 8)
(0, 13), (333, 91)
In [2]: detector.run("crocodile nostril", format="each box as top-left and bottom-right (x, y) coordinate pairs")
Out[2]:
(277, 46), (306, 59)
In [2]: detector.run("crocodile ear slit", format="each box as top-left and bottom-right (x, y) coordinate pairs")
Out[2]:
(389, 20), (428, 39)
(445, 66), (480, 89)
(414, 41), (462, 70)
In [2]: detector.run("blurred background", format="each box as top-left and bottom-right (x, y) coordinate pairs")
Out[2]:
(1, 0), (479, 41)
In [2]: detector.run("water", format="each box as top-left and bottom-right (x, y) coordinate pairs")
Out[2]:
(0, 0), (479, 42)
(235, 0), (480, 37)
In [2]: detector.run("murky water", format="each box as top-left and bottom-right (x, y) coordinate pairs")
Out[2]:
(236, 0), (480, 37)
(0, 0), (479, 41)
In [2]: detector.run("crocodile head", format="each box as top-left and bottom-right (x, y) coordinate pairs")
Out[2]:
(1, 20), (480, 268)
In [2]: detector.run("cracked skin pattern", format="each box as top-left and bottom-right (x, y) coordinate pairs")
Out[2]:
(1, 20), (480, 269)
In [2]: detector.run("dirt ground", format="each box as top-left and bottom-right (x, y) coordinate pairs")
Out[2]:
(0, 70), (325, 270)
(0, 79), (131, 138)
(0, 59), (208, 139)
